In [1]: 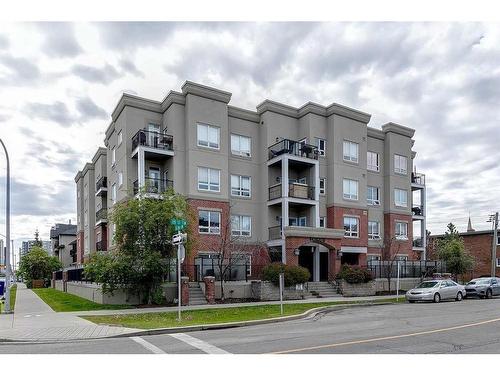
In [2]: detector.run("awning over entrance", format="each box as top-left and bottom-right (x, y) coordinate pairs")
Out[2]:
(283, 226), (344, 240)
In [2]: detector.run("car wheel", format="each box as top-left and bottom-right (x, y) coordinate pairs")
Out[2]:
(486, 289), (492, 299)
(455, 292), (463, 301)
(433, 293), (441, 303)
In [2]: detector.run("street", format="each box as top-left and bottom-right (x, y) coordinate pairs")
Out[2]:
(2, 297), (500, 354)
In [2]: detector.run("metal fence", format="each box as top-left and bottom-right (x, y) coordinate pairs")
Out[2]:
(367, 260), (447, 279)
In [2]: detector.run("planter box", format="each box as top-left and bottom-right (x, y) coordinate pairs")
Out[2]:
(31, 279), (45, 289)
(339, 280), (376, 297)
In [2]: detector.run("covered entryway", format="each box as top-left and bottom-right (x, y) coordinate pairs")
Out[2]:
(298, 245), (330, 282)
(298, 246), (314, 281)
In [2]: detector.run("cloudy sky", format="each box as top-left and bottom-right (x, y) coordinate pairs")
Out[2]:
(0, 22), (499, 249)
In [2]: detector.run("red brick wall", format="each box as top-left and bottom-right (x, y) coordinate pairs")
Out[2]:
(383, 213), (414, 259)
(76, 231), (84, 264)
(94, 224), (108, 251)
(327, 205), (368, 247)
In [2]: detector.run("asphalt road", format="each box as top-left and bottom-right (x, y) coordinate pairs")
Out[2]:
(2, 297), (500, 354)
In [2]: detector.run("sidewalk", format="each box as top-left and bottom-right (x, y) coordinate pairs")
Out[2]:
(0, 284), (139, 342)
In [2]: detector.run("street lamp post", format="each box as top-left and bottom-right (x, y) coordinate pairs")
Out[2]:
(0, 138), (11, 313)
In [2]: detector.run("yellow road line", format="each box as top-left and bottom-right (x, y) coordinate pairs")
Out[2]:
(271, 316), (500, 354)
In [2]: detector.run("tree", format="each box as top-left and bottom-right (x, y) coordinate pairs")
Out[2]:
(436, 223), (474, 281)
(18, 246), (62, 288)
(84, 189), (192, 305)
(33, 229), (42, 247)
(377, 236), (403, 294)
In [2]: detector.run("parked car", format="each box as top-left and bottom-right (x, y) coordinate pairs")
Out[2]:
(406, 279), (466, 303)
(465, 277), (500, 299)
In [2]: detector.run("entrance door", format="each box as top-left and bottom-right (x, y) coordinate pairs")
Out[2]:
(148, 167), (160, 192)
(148, 123), (160, 147)
(319, 252), (329, 281)
(298, 247), (314, 281)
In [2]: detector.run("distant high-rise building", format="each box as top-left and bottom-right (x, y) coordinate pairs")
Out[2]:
(20, 240), (52, 258)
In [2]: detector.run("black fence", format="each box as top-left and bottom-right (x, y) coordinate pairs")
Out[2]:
(66, 267), (93, 283)
(54, 270), (63, 280)
(367, 260), (447, 279)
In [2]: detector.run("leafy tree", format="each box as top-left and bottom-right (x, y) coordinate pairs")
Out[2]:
(18, 246), (62, 288)
(436, 223), (474, 280)
(84, 189), (192, 305)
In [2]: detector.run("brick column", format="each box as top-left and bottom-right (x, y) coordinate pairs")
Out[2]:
(62, 271), (68, 292)
(51, 272), (56, 288)
(181, 276), (190, 306)
(203, 276), (216, 304)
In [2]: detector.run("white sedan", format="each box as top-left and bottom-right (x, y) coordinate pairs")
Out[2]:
(406, 279), (466, 303)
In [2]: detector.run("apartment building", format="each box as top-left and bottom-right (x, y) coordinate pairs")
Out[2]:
(20, 240), (52, 258)
(77, 81), (426, 281)
(49, 222), (77, 268)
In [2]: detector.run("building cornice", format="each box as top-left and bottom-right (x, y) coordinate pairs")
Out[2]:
(326, 103), (371, 124)
(181, 81), (232, 104)
(382, 122), (415, 138)
(82, 162), (94, 176)
(367, 127), (385, 140)
(104, 121), (115, 145)
(74, 171), (82, 183)
(228, 105), (260, 123)
(256, 99), (298, 118)
(160, 90), (186, 112)
(91, 147), (107, 164)
(111, 93), (162, 122)
(297, 102), (327, 118)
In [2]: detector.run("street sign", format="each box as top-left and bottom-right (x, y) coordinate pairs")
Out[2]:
(170, 218), (187, 232)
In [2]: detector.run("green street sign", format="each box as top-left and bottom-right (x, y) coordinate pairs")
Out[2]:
(170, 218), (187, 231)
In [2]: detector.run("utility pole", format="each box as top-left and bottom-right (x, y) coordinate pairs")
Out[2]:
(0, 138), (11, 314)
(490, 212), (499, 277)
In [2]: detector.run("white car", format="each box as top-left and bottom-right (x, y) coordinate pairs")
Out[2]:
(406, 279), (466, 303)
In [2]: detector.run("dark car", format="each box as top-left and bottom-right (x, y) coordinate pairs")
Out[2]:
(465, 277), (500, 299)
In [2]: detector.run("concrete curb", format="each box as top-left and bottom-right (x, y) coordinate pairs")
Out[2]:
(0, 301), (397, 343)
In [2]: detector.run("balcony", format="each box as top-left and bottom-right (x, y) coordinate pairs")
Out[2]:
(413, 237), (424, 248)
(268, 226), (282, 240)
(268, 139), (318, 161)
(132, 130), (173, 151)
(411, 172), (425, 186)
(96, 240), (107, 252)
(96, 207), (107, 224)
(133, 177), (174, 195)
(268, 182), (315, 201)
(412, 204), (424, 217)
(95, 176), (107, 196)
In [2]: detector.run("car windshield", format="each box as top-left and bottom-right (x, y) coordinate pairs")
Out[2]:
(417, 281), (438, 288)
(468, 279), (491, 285)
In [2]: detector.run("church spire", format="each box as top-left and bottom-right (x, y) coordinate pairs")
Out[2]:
(467, 214), (475, 232)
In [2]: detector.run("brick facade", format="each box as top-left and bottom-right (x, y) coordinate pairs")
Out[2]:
(94, 224), (108, 252)
(383, 212), (415, 259)
(327, 206), (368, 247)
(76, 231), (84, 264)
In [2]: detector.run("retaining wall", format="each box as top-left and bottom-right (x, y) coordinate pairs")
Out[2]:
(252, 281), (306, 301)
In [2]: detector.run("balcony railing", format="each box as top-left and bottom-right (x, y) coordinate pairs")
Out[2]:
(413, 237), (424, 248)
(96, 240), (107, 251)
(132, 130), (173, 151)
(133, 177), (174, 195)
(268, 183), (315, 200)
(412, 205), (424, 216)
(268, 226), (282, 240)
(96, 207), (107, 223)
(268, 139), (318, 161)
(95, 176), (107, 192)
(411, 172), (425, 185)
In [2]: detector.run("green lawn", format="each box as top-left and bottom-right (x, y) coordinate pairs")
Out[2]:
(0, 284), (17, 313)
(81, 298), (402, 329)
(32, 288), (134, 312)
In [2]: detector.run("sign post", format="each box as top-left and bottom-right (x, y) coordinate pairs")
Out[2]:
(279, 272), (284, 315)
(396, 261), (401, 301)
(171, 218), (187, 322)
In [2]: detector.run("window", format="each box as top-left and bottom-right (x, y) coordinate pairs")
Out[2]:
(344, 217), (359, 238)
(343, 179), (358, 200)
(343, 140), (358, 163)
(198, 210), (221, 234)
(298, 217), (307, 226)
(231, 134), (251, 157)
(117, 130), (122, 146)
(496, 258), (500, 267)
(111, 183), (116, 204)
(319, 178), (326, 195)
(231, 215), (251, 236)
(497, 235), (500, 246)
(118, 172), (123, 187)
(395, 221), (408, 239)
(197, 123), (220, 149)
(367, 151), (379, 172)
(319, 217), (326, 228)
(231, 175), (251, 197)
(316, 138), (326, 156)
(394, 154), (408, 175)
(246, 255), (252, 276)
(198, 167), (220, 192)
(395, 188), (408, 207)
(112, 147), (116, 166)
(367, 186), (380, 205)
(368, 221), (380, 239)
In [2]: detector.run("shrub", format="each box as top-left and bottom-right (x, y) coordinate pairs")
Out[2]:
(262, 263), (311, 287)
(336, 265), (373, 284)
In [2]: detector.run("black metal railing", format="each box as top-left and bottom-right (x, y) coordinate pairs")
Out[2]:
(268, 139), (318, 160)
(132, 129), (174, 151)
(367, 260), (446, 279)
(268, 225), (282, 240)
(268, 183), (315, 200)
(96, 207), (107, 222)
(133, 178), (174, 195)
(55, 270), (63, 280)
(95, 176), (107, 192)
(411, 172), (425, 185)
(413, 237), (424, 248)
(412, 205), (424, 216)
(179, 261), (266, 283)
(96, 240), (107, 251)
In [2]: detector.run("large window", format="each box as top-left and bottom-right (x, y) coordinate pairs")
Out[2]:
(319, 178), (326, 195)
(395, 188), (408, 207)
(394, 154), (408, 175)
(198, 167), (220, 192)
(316, 138), (326, 156)
(231, 175), (251, 197)
(111, 183), (116, 204)
(112, 147), (116, 166)
(344, 216), (359, 238)
(118, 172), (123, 187)
(367, 151), (379, 172)
(395, 221), (408, 239)
(231, 215), (251, 236)
(368, 221), (380, 239)
(231, 134), (251, 157)
(343, 140), (358, 163)
(367, 186), (380, 205)
(319, 217), (326, 228)
(198, 210), (221, 234)
(117, 130), (122, 146)
(197, 123), (220, 149)
(343, 178), (358, 200)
